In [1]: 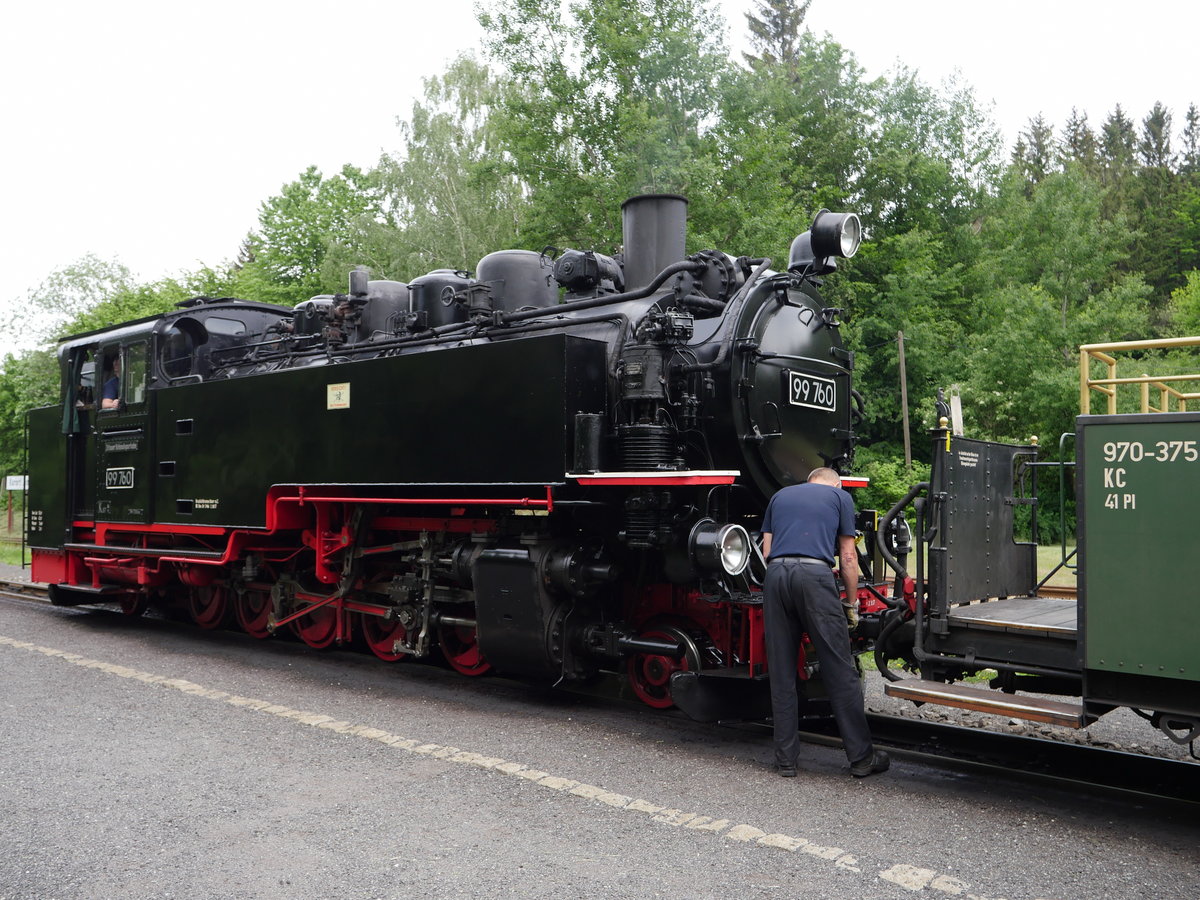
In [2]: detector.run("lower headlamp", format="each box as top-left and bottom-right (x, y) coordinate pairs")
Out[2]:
(689, 520), (751, 577)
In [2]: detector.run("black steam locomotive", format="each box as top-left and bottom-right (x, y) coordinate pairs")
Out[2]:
(24, 195), (873, 718)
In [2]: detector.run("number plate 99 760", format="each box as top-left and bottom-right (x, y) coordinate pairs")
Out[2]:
(785, 371), (836, 412)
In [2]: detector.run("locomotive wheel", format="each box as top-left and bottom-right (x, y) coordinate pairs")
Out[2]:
(189, 585), (229, 630)
(291, 602), (340, 649)
(235, 590), (272, 639)
(119, 593), (149, 617)
(438, 622), (491, 676)
(361, 613), (409, 662)
(627, 624), (703, 709)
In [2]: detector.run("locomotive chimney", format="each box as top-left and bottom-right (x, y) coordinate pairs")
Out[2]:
(621, 194), (687, 291)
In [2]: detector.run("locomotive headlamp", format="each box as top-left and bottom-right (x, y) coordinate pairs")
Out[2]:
(689, 520), (751, 577)
(812, 210), (861, 259)
(788, 210), (862, 275)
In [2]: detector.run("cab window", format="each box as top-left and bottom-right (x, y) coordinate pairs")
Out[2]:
(62, 346), (96, 433)
(98, 343), (148, 412)
(160, 324), (195, 378)
(205, 316), (246, 336)
(98, 349), (121, 412)
(124, 342), (148, 405)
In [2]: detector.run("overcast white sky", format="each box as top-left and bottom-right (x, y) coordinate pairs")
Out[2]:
(2, 1), (1195, 356)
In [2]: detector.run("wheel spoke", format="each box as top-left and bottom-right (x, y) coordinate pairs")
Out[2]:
(291, 602), (340, 649)
(438, 622), (491, 676)
(119, 594), (148, 617)
(361, 613), (409, 662)
(189, 585), (228, 630)
(235, 590), (272, 639)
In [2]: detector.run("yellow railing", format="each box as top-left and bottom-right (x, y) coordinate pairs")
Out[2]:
(1080, 336), (1200, 414)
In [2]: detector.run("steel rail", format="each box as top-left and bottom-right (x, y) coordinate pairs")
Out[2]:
(734, 711), (1200, 807)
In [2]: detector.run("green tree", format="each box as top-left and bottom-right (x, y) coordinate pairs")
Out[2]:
(743, 0), (812, 68)
(237, 164), (385, 306)
(1059, 108), (1097, 173)
(1128, 104), (1186, 306)
(0, 349), (59, 478)
(1099, 104), (1137, 217)
(357, 55), (530, 276)
(1173, 178), (1200, 274)
(700, 29), (876, 262)
(1168, 269), (1200, 335)
(858, 69), (1001, 235)
(1137, 102), (1174, 169)
(960, 166), (1150, 444)
(1181, 103), (1200, 175)
(0, 257), (246, 478)
(5, 255), (134, 348)
(1100, 104), (1137, 171)
(845, 227), (972, 446)
(1012, 114), (1055, 184)
(66, 267), (242, 336)
(478, 0), (730, 250)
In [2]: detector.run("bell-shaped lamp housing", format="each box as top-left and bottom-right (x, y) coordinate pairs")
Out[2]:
(788, 210), (862, 277)
(689, 519), (751, 577)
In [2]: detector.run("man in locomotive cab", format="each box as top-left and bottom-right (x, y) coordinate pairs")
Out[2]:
(761, 467), (889, 778)
(100, 354), (121, 411)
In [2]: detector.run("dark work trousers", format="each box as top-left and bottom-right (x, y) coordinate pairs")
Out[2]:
(764, 557), (873, 767)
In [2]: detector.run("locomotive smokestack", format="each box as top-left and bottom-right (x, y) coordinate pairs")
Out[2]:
(621, 194), (687, 291)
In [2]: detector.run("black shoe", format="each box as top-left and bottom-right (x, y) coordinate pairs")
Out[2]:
(777, 763), (797, 778)
(850, 749), (890, 778)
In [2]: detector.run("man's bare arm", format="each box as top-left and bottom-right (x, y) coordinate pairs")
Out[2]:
(837, 534), (859, 603)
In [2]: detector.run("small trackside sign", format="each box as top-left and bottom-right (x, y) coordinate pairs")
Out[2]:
(327, 382), (350, 410)
(105, 467), (135, 490)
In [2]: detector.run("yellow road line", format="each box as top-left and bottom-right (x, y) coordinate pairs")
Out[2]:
(0, 634), (1018, 898)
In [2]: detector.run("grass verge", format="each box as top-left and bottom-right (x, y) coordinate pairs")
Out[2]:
(0, 542), (25, 567)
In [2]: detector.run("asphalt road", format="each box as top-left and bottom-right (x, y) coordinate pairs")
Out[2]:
(1, 596), (1197, 900)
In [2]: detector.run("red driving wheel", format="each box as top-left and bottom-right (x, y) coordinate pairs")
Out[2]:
(438, 621), (491, 676)
(235, 590), (272, 639)
(119, 593), (149, 617)
(627, 624), (700, 709)
(189, 585), (228, 630)
(291, 601), (340, 649)
(361, 613), (409, 662)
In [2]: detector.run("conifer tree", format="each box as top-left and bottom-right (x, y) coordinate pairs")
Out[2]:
(1179, 104), (1199, 175)
(1014, 114), (1055, 183)
(743, 0), (812, 68)
(1101, 105), (1137, 174)
(1060, 108), (1097, 171)
(1138, 102), (1174, 169)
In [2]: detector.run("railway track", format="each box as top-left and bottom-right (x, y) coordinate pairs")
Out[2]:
(791, 714), (1200, 806)
(3, 577), (1195, 807)
(0, 578), (47, 600)
(1037, 583), (1076, 599)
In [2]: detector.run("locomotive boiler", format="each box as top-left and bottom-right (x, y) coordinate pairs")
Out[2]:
(24, 195), (869, 717)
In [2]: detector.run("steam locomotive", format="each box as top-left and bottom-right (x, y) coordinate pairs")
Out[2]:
(24, 195), (875, 719)
(23, 191), (1200, 756)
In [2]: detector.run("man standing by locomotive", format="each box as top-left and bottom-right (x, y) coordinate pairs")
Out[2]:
(760, 467), (889, 778)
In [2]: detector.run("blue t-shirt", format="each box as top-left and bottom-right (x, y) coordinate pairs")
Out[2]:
(102, 375), (119, 402)
(762, 482), (856, 564)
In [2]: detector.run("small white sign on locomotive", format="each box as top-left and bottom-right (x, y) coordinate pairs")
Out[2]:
(327, 382), (351, 410)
